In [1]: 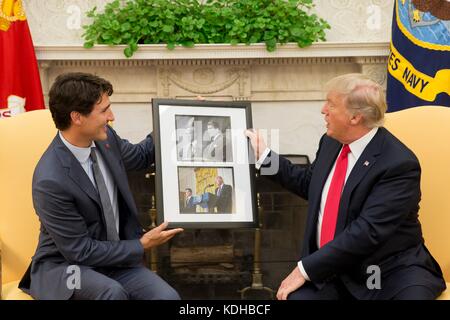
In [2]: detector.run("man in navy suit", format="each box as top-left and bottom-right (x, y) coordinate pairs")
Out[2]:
(246, 73), (446, 300)
(19, 73), (183, 300)
(181, 188), (197, 213)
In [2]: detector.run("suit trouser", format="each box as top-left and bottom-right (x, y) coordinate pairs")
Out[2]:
(287, 279), (355, 300)
(288, 277), (439, 300)
(70, 265), (180, 300)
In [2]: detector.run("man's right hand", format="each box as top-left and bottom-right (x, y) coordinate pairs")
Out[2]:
(139, 222), (183, 250)
(244, 129), (267, 160)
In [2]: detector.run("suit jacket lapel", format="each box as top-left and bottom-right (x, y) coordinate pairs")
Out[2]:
(335, 128), (385, 235)
(53, 135), (101, 208)
(95, 140), (137, 216)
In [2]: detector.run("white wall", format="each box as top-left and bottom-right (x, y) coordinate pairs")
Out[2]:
(24, 0), (394, 46)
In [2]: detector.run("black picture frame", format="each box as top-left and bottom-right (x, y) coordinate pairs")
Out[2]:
(152, 98), (257, 229)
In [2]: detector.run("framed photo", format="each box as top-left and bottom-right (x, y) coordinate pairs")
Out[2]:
(152, 99), (257, 228)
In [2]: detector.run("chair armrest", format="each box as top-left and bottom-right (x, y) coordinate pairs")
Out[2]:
(437, 287), (450, 300)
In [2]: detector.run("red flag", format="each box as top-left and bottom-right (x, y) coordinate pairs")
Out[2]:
(0, 0), (44, 118)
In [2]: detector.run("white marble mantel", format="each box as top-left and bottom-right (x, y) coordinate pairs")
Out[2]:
(35, 42), (390, 160)
(36, 42), (390, 103)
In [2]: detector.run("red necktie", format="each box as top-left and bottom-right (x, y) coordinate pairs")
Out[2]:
(320, 144), (351, 247)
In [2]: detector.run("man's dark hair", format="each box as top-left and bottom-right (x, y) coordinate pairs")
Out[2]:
(185, 188), (192, 193)
(49, 72), (113, 130)
(207, 120), (220, 129)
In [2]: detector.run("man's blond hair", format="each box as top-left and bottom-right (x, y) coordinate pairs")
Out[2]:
(325, 73), (387, 128)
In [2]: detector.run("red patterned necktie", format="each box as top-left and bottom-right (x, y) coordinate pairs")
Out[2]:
(320, 144), (351, 247)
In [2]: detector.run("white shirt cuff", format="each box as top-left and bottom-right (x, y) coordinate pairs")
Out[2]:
(255, 148), (271, 170)
(297, 260), (310, 281)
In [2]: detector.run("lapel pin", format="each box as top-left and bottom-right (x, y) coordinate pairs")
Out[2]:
(363, 161), (370, 166)
(106, 143), (110, 149)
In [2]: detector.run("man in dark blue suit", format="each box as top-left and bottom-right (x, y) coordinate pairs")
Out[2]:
(181, 188), (197, 213)
(246, 73), (446, 300)
(19, 73), (183, 300)
(214, 176), (233, 213)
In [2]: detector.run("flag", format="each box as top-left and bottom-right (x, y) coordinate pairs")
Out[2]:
(0, 0), (44, 118)
(386, 0), (450, 112)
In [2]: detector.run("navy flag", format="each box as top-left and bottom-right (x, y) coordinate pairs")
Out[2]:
(387, 0), (450, 112)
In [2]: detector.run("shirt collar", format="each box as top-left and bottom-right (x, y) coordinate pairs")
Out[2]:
(348, 127), (378, 159)
(59, 131), (96, 164)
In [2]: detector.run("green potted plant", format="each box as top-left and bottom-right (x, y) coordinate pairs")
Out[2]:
(83, 0), (330, 58)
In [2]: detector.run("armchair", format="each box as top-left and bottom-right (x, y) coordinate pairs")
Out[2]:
(384, 106), (450, 300)
(0, 109), (56, 300)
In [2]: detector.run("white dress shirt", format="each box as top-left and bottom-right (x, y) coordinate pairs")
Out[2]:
(59, 132), (119, 233)
(255, 127), (378, 281)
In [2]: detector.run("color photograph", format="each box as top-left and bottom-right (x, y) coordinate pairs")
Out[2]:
(178, 167), (235, 214)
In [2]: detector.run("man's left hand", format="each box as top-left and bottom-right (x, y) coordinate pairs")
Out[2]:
(276, 266), (306, 300)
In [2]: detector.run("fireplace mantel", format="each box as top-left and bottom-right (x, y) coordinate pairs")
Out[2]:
(36, 42), (389, 104)
(35, 42), (389, 61)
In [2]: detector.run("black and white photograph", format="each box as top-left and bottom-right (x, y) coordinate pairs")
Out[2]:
(175, 115), (233, 162)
